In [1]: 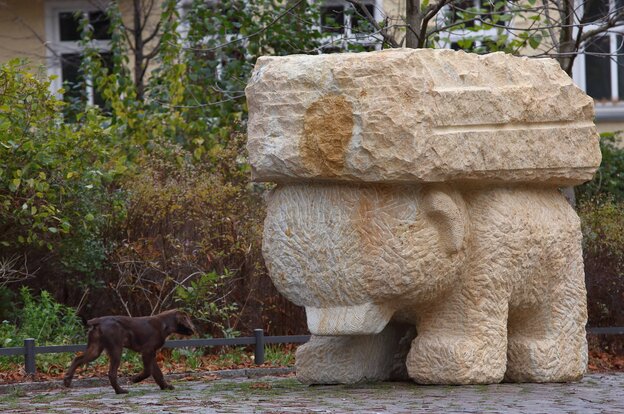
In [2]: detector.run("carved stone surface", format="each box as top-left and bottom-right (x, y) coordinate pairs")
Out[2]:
(247, 49), (600, 185)
(245, 49), (602, 385)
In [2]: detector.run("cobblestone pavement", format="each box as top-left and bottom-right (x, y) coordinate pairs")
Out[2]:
(0, 372), (622, 413)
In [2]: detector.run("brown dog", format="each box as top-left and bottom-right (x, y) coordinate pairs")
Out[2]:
(63, 309), (195, 394)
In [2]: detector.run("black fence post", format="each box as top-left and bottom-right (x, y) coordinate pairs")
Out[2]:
(254, 329), (265, 365)
(24, 338), (36, 376)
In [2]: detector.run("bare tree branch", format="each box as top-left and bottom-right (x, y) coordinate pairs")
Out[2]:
(141, 0), (156, 31)
(345, 0), (401, 48)
(580, 12), (624, 42)
(542, 0), (561, 49)
(143, 20), (162, 45)
(421, 0), (455, 45)
(0, 254), (37, 288)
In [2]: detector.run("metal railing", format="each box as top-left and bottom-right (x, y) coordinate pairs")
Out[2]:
(0, 327), (622, 376)
(586, 327), (624, 335)
(0, 329), (310, 375)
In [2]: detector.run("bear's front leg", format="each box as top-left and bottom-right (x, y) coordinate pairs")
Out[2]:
(405, 272), (510, 385)
(296, 323), (416, 384)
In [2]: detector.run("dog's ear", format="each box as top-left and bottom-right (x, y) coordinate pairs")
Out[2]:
(175, 311), (196, 336)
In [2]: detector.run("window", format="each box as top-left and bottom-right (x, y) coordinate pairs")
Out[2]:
(447, 0), (495, 28)
(319, 1), (381, 52)
(580, 0), (614, 23)
(321, 4), (345, 33)
(177, 0), (250, 83)
(437, 0), (508, 51)
(177, 0), (245, 38)
(585, 36), (614, 101)
(45, 1), (112, 106)
(572, 0), (624, 119)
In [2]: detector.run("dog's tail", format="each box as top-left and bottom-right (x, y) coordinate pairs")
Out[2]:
(85, 318), (104, 343)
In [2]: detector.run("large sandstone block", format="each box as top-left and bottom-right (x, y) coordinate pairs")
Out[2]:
(246, 49), (601, 386)
(246, 48), (600, 185)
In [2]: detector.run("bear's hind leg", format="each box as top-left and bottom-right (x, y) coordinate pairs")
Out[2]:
(506, 251), (587, 383)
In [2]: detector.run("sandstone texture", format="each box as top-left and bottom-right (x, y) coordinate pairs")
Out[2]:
(246, 49), (602, 386)
(247, 48), (600, 185)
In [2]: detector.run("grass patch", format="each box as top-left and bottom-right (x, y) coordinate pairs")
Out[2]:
(264, 345), (295, 366)
(30, 392), (59, 403)
(0, 390), (22, 403)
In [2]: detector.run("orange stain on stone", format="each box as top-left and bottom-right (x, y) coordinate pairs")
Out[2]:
(301, 95), (354, 176)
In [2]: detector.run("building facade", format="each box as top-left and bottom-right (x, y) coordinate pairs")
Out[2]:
(1, 0), (622, 131)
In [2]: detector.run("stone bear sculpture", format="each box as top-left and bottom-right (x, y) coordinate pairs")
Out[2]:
(245, 49), (602, 385)
(264, 183), (586, 384)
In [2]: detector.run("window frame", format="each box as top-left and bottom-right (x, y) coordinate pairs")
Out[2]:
(318, 0), (383, 52)
(177, 0), (255, 84)
(434, 0), (509, 50)
(572, 0), (624, 120)
(44, 0), (112, 104)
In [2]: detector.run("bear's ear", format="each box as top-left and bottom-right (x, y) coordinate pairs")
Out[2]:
(422, 186), (468, 255)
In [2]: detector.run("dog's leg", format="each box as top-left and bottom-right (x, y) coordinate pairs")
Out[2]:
(150, 358), (174, 390)
(131, 352), (154, 384)
(64, 333), (104, 388)
(106, 347), (129, 394)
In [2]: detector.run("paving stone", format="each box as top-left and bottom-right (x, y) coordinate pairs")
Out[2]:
(0, 372), (622, 413)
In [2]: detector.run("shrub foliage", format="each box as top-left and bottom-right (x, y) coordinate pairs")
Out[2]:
(0, 0), (318, 337)
(577, 134), (624, 353)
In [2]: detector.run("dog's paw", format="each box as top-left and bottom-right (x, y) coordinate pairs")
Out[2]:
(63, 377), (72, 388)
(131, 375), (144, 383)
(162, 383), (175, 391)
(115, 388), (129, 394)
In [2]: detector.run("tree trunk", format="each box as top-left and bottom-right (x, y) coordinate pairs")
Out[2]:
(405, 0), (422, 48)
(556, 0), (578, 205)
(133, 0), (145, 101)
(555, 0), (577, 76)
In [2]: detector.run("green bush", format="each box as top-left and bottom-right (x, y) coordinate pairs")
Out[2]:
(0, 287), (85, 371)
(576, 133), (624, 204)
(105, 137), (264, 335)
(0, 0), (320, 336)
(579, 198), (624, 328)
(174, 270), (240, 338)
(576, 134), (624, 354)
(0, 287), (85, 347)
(0, 60), (126, 276)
